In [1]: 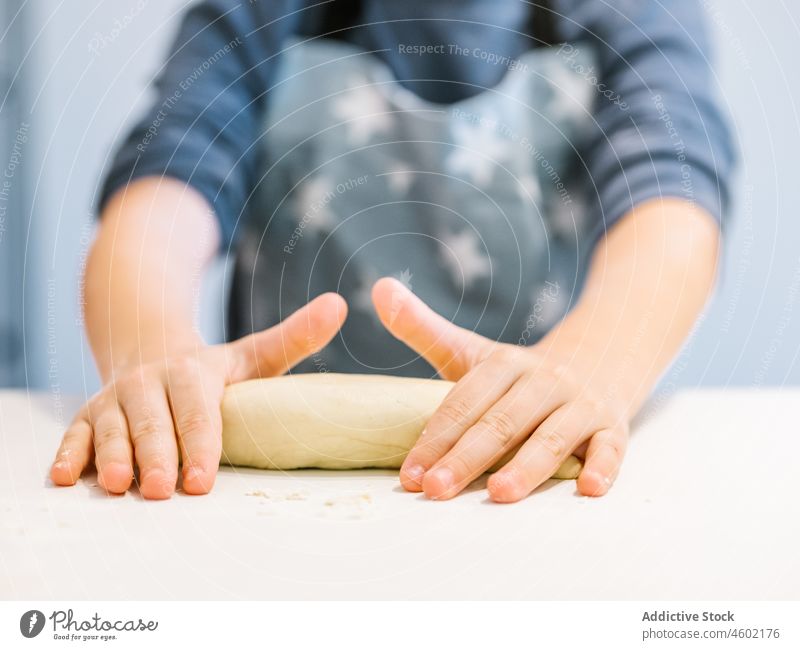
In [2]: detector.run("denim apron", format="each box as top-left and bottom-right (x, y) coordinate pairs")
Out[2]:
(229, 37), (598, 377)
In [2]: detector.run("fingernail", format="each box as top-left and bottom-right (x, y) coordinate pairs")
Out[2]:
(98, 462), (131, 489)
(587, 470), (612, 487)
(140, 469), (174, 494)
(184, 465), (205, 479)
(106, 462), (131, 475)
(488, 468), (524, 502)
(403, 464), (425, 485)
(51, 460), (72, 482)
(494, 469), (519, 490)
(184, 466), (206, 484)
(428, 467), (454, 496)
(583, 470), (613, 496)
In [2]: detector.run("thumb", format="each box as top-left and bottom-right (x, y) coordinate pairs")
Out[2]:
(371, 277), (490, 380)
(227, 292), (347, 382)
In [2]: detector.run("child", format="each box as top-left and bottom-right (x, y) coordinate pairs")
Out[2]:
(51, 0), (734, 501)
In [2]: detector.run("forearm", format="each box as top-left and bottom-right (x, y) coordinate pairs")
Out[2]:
(541, 198), (720, 418)
(84, 177), (220, 381)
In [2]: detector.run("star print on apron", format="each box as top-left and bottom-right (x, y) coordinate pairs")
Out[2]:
(229, 37), (599, 377)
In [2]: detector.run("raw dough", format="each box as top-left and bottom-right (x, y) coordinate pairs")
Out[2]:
(221, 373), (581, 479)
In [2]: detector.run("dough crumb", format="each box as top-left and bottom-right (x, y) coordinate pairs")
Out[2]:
(323, 492), (372, 507)
(285, 491), (308, 501)
(247, 488), (311, 502)
(319, 492), (374, 519)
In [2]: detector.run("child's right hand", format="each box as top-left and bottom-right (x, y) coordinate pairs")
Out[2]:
(50, 293), (346, 499)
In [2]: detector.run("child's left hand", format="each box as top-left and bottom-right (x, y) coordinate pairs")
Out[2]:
(372, 278), (629, 503)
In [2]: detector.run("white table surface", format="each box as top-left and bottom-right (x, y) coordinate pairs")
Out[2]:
(1, 388), (798, 600)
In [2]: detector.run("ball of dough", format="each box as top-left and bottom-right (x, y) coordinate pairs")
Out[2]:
(221, 373), (581, 479)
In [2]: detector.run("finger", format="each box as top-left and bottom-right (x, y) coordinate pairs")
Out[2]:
(399, 353), (522, 492)
(91, 403), (134, 494)
(229, 292), (347, 381)
(576, 426), (628, 497)
(120, 383), (179, 500)
(422, 370), (571, 500)
(166, 360), (224, 495)
(51, 407), (94, 486)
(371, 277), (491, 380)
(487, 401), (602, 503)
(572, 440), (589, 459)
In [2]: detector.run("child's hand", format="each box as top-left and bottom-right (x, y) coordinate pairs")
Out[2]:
(372, 278), (628, 502)
(50, 293), (346, 499)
